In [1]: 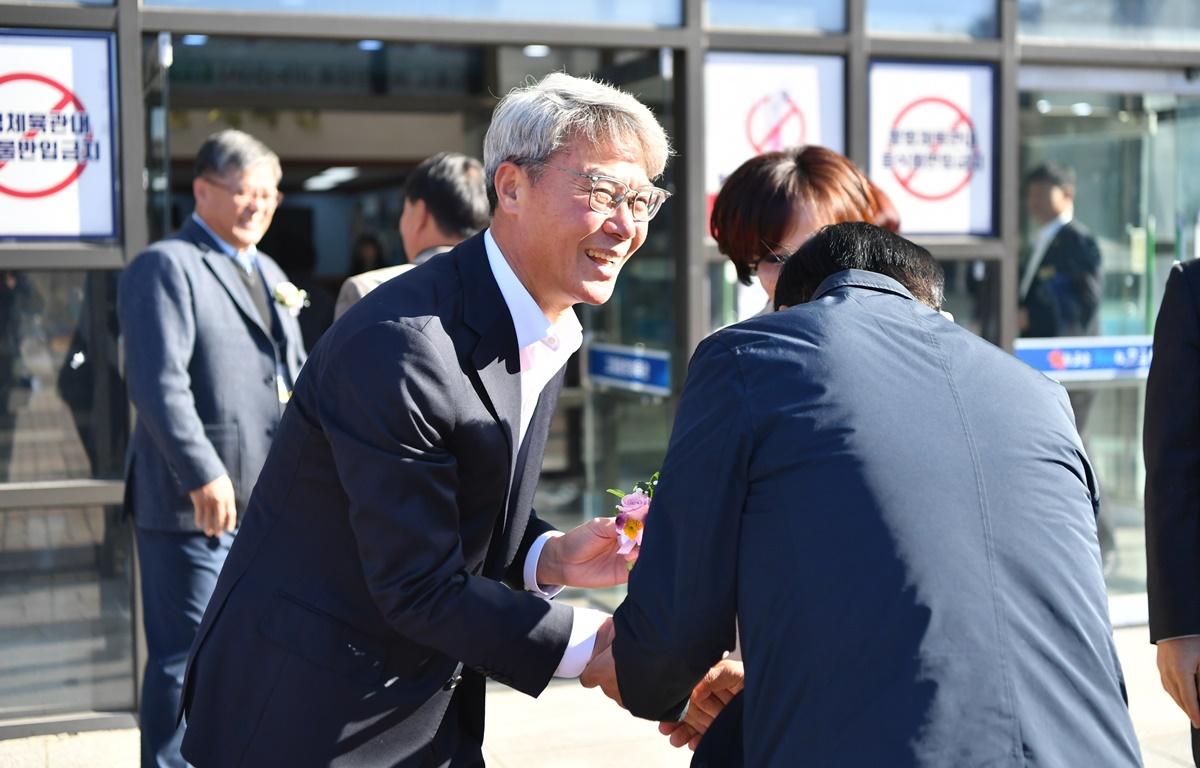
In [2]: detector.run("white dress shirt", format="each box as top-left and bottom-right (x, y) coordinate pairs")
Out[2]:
(1019, 210), (1072, 300)
(192, 212), (259, 272)
(483, 230), (608, 678)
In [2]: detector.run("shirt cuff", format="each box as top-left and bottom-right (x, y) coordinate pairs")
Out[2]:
(523, 530), (564, 598)
(553, 606), (610, 678)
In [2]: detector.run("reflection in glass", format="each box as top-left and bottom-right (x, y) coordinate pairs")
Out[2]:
(1017, 88), (1200, 599)
(143, 0), (680, 25)
(0, 271), (125, 483)
(1019, 0), (1200, 46)
(1019, 91), (1200, 339)
(707, 0), (843, 33)
(0, 505), (134, 717)
(868, 0), (998, 38)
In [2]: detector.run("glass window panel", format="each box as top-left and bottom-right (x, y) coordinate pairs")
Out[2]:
(1077, 384), (1144, 595)
(707, 0), (844, 33)
(0, 0), (112, 4)
(0, 505), (134, 718)
(0, 270), (125, 483)
(868, 0), (998, 38)
(939, 259), (1001, 345)
(1019, 0), (1200, 46)
(1019, 91), (1200, 340)
(144, 0), (680, 25)
(1017, 83), (1200, 600)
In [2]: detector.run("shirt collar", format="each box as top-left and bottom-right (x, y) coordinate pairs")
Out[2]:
(811, 269), (916, 303)
(412, 244), (454, 266)
(483, 228), (582, 352)
(191, 213), (258, 263)
(1036, 209), (1072, 245)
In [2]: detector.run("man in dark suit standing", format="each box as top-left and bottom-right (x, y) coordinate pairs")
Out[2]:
(179, 73), (677, 766)
(118, 129), (306, 767)
(586, 223), (1141, 766)
(1019, 162), (1103, 341)
(1019, 162), (1104, 429)
(1145, 257), (1200, 766)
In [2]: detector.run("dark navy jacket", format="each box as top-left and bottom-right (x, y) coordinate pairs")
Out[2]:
(179, 233), (573, 766)
(615, 270), (1141, 767)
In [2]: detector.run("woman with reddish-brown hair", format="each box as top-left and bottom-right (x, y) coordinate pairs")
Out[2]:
(710, 145), (901, 313)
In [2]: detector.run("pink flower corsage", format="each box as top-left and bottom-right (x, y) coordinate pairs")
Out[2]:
(607, 472), (659, 565)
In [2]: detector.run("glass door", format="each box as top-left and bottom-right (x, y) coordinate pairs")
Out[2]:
(1018, 67), (1200, 620)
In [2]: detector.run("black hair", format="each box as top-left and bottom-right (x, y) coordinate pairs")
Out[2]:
(405, 152), (490, 239)
(1024, 162), (1076, 194)
(773, 222), (944, 311)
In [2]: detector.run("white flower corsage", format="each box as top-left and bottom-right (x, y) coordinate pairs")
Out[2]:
(272, 281), (309, 317)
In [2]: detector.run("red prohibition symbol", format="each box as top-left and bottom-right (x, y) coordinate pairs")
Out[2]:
(746, 91), (807, 155)
(0, 72), (90, 200)
(887, 96), (980, 202)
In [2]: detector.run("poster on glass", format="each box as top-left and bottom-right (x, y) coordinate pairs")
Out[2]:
(868, 60), (995, 237)
(0, 31), (118, 240)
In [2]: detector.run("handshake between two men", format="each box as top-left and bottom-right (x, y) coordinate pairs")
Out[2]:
(535, 514), (745, 754)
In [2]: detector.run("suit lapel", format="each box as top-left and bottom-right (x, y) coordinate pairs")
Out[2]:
(457, 234), (521, 480)
(257, 257), (305, 379)
(183, 220), (272, 341)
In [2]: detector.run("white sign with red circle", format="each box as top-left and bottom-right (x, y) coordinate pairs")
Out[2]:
(868, 61), (994, 236)
(705, 52), (844, 223)
(0, 33), (116, 239)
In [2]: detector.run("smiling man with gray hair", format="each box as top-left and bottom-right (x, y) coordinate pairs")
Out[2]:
(178, 73), (685, 766)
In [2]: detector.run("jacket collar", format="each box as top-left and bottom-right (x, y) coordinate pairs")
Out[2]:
(178, 218), (274, 340)
(811, 269), (916, 303)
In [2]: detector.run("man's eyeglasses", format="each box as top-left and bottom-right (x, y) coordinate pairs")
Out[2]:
(202, 176), (283, 207)
(747, 251), (788, 276)
(548, 166), (671, 222)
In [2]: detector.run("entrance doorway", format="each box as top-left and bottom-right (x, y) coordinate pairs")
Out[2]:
(142, 33), (679, 543)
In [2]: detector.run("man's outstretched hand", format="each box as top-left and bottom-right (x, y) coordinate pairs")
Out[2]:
(537, 518), (638, 589)
(581, 635), (745, 753)
(659, 659), (745, 750)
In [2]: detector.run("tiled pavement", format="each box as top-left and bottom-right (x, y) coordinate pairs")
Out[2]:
(0, 625), (1193, 767)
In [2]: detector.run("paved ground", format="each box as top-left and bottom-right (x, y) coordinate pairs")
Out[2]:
(0, 625), (1192, 767)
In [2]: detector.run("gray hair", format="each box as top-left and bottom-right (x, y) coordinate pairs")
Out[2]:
(194, 129), (281, 183)
(483, 72), (671, 210)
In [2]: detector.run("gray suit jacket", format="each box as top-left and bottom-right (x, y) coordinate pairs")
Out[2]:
(615, 270), (1141, 766)
(334, 246), (454, 320)
(118, 217), (306, 531)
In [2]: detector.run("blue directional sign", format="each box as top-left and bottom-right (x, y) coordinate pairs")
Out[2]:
(586, 343), (671, 396)
(1013, 335), (1153, 382)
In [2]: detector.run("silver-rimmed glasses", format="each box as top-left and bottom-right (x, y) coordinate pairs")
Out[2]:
(548, 165), (671, 222)
(201, 175), (284, 207)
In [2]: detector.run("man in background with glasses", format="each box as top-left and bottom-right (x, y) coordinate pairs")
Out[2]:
(118, 128), (306, 768)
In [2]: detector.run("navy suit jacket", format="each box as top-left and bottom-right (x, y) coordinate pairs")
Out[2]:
(1146, 259), (1200, 642)
(118, 218), (306, 531)
(179, 232), (574, 766)
(1021, 219), (1103, 338)
(615, 270), (1141, 766)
